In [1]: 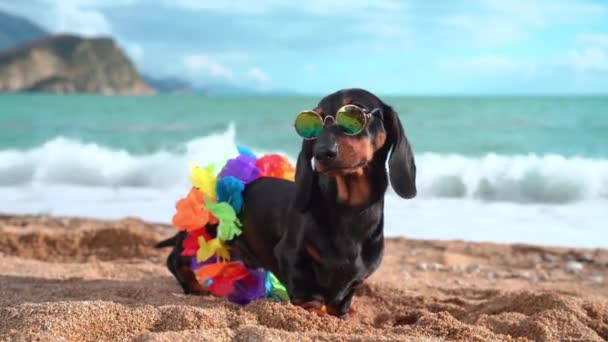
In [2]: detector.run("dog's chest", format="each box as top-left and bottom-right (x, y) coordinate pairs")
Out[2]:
(303, 204), (384, 292)
(308, 223), (383, 281)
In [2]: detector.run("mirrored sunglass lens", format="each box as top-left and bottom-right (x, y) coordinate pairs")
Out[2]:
(336, 106), (366, 135)
(295, 112), (323, 139)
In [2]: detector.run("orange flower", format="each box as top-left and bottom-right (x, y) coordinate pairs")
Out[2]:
(194, 262), (230, 281)
(172, 188), (218, 231)
(194, 261), (247, 282)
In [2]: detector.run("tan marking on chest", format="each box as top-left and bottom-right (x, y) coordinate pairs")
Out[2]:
(335, 170), (372, 207)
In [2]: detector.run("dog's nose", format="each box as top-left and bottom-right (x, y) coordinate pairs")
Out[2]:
(314, 144), (338, 161)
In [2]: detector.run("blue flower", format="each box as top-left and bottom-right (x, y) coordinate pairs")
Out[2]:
(216, 176), (246, 212)
(237, 145), (257, 159)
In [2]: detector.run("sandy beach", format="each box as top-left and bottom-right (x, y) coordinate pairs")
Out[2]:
(0, 214), (606, 341)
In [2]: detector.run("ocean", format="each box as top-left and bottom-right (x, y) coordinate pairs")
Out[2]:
(1, 94), (607, 247)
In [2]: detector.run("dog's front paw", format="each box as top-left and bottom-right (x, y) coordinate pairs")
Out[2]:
(325, 304), (356, 319)
(292, 299), (327, 316)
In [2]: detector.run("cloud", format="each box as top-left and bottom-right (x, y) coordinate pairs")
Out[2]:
(303, 64), (316, 73)
(437, 14), (525, 46)
(124, 42), (144, 61)
(568, 47), (608, 73)
(577, 33), (608, 48)
(166, 0), (402, 15)
(441, 49), (608, 77)
(439, 41), (608, 90)
(54, 1), (112, 36)
(2, 0), (608, 93)
(246, 67), (270, 84)
(181, 54), (235, 81)
(567, 33), (608, 73)
(440, 55), (536, 76)
(283, 0), (403, 15)
(0, 0), (142, 35)
(165, 0), (274, 14)
(434, 0), (608, 46)
(158, 0), (411, 52)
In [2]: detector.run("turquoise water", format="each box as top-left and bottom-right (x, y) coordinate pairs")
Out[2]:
(1, 94), (607, 157)
(1, 94), (607, 247)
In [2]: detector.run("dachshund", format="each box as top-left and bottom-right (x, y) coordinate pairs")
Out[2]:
(157, 88), (417, 318)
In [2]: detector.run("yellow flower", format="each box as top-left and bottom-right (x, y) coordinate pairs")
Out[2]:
(188, 163), (217, 200)
(196, 237), (230, 262)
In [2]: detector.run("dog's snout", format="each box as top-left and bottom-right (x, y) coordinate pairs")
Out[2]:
(314, 144), (338, 161)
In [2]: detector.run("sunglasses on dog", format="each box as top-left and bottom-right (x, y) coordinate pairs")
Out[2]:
(294, 105), (380, 140)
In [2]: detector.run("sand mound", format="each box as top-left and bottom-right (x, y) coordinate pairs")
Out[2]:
(1, 215), (607, 341)
(0, 215), (167, 262)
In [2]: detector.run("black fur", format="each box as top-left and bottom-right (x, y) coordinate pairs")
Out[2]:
(157, 88), (416, 318)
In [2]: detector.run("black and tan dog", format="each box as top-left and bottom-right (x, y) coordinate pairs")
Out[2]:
(157, 88), (416, 318)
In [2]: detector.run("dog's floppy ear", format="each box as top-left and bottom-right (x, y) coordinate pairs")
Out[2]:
(382, 103), (417, 199)
(294, 140), (315, 211)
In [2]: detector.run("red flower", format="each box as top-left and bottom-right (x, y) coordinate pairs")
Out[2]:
(195, 262), (250, 297)
(181, 228), (212, 256)
(256, 154), (295, 181)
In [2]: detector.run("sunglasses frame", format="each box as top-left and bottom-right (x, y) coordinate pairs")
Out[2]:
(294, 104), (380, 140)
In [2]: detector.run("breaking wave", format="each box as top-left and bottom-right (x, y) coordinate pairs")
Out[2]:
(1, 125), (607, 204)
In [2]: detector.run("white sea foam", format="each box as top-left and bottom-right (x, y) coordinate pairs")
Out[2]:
(1, 126), (606, 247)
(0, 124), (241, 189)
(0, 186), (604, 248)
(413, 153), (608, 204)
(383, 195), (606, 248)
(2, 126), (607, 204)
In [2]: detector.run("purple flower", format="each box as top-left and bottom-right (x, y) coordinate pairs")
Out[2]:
(219, 155), (260, 184)
(227, 269), (266, 305)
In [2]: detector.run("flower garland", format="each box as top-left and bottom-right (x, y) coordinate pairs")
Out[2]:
(172, 146), (293, 305)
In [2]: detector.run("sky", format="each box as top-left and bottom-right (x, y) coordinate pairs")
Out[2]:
(1, 0), (608, 95)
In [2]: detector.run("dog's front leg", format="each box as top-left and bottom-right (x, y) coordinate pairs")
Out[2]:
(274, 232), (325, 315)
(325, 288), (356, 319)
(161, 232), (207, 295)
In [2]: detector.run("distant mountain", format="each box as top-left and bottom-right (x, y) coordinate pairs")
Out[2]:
(0, 34), (155, 94)
(143, 74), (193, 94)
(0, 10), (48, 51)
(0, 10), (290, 96)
